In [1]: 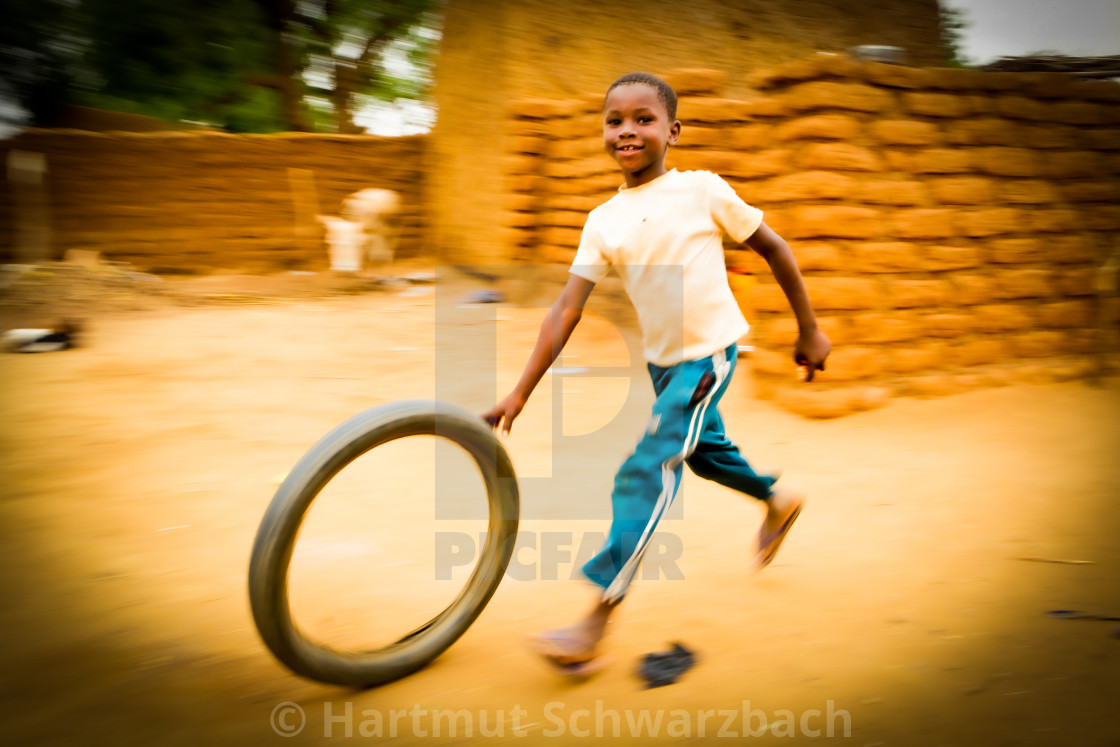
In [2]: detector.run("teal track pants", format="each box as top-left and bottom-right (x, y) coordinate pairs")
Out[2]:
(582, 343), (776, 602)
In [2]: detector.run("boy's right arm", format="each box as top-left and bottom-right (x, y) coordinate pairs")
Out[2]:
(482, 274), (596, 436)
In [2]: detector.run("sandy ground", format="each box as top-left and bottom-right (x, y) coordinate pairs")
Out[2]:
(1, 271), (1118, 746)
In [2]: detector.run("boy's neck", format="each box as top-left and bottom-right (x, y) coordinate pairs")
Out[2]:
(623, 161), (669, 189)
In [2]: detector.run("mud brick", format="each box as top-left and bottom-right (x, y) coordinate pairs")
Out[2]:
(1055, 268), (1097, 296)
(763, 171), (855, 201)
(949, 338), (1011, 366)
(505, 194), (538, 212)
(864, 62), (931, 89)
(510, 98), (573, 120)
(1044, 151), (1103, 179)
(1022, 125), (1084, 149)
(774, 114), (862, 141)
(859, 180), (928, 205)
(1030, 209), (1078, 233)
(908, 148), (974, 174)
(549, 156), (614, 178)
(680, 127), (737, 149)
(925, 68), (987, 90)
(748, 281), (790, 313)
(735, 149), (793, 178)
(849, 312), (922, 343)
(965, 96), (996, 115)
(818, 346), (882, 381)
(731, 124), (774, 149)
(1084, 129), (1120, 150)
(884, 150), (914, 172)
(889, 343), (949, 372)
(791, 206), (883, 239)
(999, 179), (1060, 203)
(1050, 101), (1105, 126)
(803, 276), (880, 309)
(1110, 154), (1120, 175)
(679, 97), (753, 124)
(506, 210), (539, 228)
(510, 134), (549, 155)
(783, 81), (895, 113)
(973, 147), (1041, 177)
(1009, 331), (1067, 358)
(958, 208), (1024, 237)
(995, 96), (1048, 121)
(1087, 206), (1120, 231)
(504, 153), (540, 175)
(1036, 300), (1095, 327)
(986, 238), (1043, 263)
(903, 92), (970, 118)
(992, 269), (1051, 299)
(951, 274), (997, 305)
(757, 314), (850, 347)
(761, 208), (795, 237)
(551, 137), (602, 160)
(792, 242), (845, 271)
(887, 278), (952, 308)
(549, 194), (604, 212)
(748, 97), (795, 118)
(1026, 72), (1079, 99)
(754, 316), (799, 347)
(749, 348), (792, 376)
(542, 226), (581, 248)
(922, 314), (974, 337)
(889, 209), (959, 239)
(929, 177), (995, 204)
(852, 242), (924, 272)
(924, 245), (982, 270)
(944, 118), (1020, 146)
(1047, 235), (1098, 264)
(797, 143), (883, 172)
(870, 120), (943, 145)
(1061, 180), (1120, 202)
(664, 69), (726, 96)
(973, 304), (1036, 332)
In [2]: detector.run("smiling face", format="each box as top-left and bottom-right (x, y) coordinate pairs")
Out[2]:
(603, 83), (681, 188)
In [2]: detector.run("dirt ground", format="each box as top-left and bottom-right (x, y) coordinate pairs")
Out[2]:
(1, 268), (1118, 746)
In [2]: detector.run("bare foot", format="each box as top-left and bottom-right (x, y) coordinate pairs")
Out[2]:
(755, 483), (806, 570)
(527, 620), (603, 665)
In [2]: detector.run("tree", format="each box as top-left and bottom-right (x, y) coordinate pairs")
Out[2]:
(939, 2), (971, 69)
(1, 0), (438, 133)
(285, 0), (437, 133)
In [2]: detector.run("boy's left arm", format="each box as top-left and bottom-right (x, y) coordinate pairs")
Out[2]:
(744, 222), (832, 380)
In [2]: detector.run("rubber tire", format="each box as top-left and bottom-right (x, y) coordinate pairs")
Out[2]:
(248, 400), (520, 687)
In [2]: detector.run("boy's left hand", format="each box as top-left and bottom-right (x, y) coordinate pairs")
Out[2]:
(794, 328), (831, 382)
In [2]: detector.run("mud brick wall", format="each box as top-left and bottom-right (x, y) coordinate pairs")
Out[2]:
(0, 132), (425, 273)
(430, 0), (943, 266)
(500, 59), (1120, 417)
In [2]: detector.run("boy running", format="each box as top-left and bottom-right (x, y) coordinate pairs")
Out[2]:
(483, 72), (831, 673)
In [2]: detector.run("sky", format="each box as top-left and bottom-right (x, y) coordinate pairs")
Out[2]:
(941, 0), (1119, 65)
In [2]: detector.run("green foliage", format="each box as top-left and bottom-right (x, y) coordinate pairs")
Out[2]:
(2, 0), (439, 133)
(939, 2), (972, 69)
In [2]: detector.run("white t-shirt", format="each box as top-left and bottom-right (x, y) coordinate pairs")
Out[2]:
(570, 169), (763, 366)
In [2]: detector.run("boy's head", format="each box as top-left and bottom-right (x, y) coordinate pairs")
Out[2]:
(602, 72), (681, 187)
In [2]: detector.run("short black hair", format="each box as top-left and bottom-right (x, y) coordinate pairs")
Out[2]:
(605, 72), (678, 120)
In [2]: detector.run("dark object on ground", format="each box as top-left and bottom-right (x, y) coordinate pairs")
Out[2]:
(638, 642), (696, 688)
(4, 319), (82, 353)
(462, 289), (505, 304)
(1047, 609), (1120, 622)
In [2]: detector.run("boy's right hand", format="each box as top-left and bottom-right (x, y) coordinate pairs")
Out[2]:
(482, 392), (526, 437)
(794, 328), (832, 382)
